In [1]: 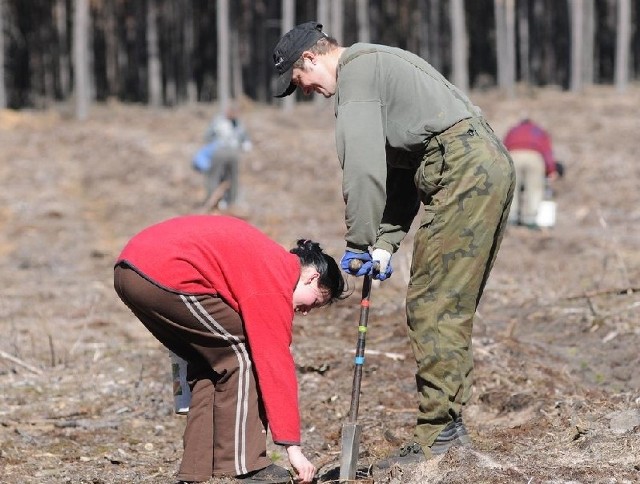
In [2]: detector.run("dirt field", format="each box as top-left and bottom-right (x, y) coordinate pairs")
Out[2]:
(1, 85), (639, 484)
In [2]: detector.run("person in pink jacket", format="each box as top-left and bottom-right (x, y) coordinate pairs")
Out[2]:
(113, 215), (347, 484)
(503, 118), (561, 228)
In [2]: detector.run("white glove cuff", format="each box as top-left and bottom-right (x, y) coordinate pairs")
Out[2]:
(371, 248), (392, 273)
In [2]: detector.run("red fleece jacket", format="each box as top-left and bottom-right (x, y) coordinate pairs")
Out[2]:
(117, 215), (302, 445)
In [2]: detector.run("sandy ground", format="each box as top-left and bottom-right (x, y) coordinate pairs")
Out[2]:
(0, 85), (639, 483)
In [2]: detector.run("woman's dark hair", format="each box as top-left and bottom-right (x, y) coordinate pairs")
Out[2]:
(290, 239), (347, 302)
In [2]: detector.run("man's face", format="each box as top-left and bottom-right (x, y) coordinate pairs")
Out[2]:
(291, 54), (336, 98)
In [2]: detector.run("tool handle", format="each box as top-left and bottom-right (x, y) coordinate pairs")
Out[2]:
(348, 259), (363, 272)
(348, 258), (380, 273)
(348, 274), (372, 423)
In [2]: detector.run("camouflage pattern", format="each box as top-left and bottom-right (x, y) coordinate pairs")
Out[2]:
(406, 117), (515, 450)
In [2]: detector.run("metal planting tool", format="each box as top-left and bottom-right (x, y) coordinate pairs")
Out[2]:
(339, 259), (375, 481)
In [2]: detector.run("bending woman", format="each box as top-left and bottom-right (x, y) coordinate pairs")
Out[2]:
(113, 215), (347, 484)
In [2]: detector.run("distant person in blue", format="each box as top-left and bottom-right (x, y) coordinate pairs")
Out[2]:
(192, 105), (252, 211)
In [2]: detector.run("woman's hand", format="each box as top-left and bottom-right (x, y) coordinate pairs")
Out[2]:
(285, 445), (316, 483)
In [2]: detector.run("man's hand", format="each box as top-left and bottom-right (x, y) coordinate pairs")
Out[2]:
(371, 248), (393, 281)
(340, 250), (373, 276)
(285, 445), (316, 483)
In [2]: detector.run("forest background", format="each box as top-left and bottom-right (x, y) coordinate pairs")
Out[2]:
(1, 1), (639, 483)
(0, 0), (637, 114)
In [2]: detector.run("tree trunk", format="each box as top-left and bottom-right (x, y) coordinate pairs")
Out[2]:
(331, 0), (344, 44)
(582, 0), (594, 85)
(317, 0), (330, 27)
(450, 0), (468, 92)
(280, 0), (294, 110)
(217, 0), (231, 111)
(315, 0), (330, 108)
(73, 0), (90, 120)
(182, 0), (196, 103)
(416, 0), (428, 61)
(530, 0), (544, 85)
(428, 0), (442, 72)
(252, 0), (268, 102)
(504, 0), (516, 96)
(0, 0), (6, 108)
(55, 0), (71, 98)
(27, 6), (52, 106)
(232, 29), (243, 100)
(356, 0), (370, 43)
(517, 0), (530, 86)
(163, 0), (177, 106)
(41, 7), (55, 103)
(494, 0), (515, 95)
(102, 0), (118, 98)
(147, 1), (162, 107)
(614, 0), (631, 92)
(569, 0), (584, 92)
(494, 0), (505, 86)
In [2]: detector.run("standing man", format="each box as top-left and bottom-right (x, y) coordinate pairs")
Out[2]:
(503, 118), (561, 228)
(272, 22), (515, 464)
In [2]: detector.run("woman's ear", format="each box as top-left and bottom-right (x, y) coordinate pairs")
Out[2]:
(302, 267), (320, 285)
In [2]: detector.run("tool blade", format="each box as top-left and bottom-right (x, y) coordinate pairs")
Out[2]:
(339, 422), (362, 481)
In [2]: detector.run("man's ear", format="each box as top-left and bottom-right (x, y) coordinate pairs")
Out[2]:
(302, 51), (316, 64)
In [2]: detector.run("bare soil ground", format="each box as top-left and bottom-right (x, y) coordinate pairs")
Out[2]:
(1, 86), (639, 484)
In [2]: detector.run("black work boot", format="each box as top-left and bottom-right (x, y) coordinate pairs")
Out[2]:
(375, 442), (426, 469)
(429, 420), (461, 455)
(455, 414), (473, 447)
(376, 420), (461, 469)
(236, 463), (292, 483)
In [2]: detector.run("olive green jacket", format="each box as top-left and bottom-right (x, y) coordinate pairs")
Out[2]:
(334, 43), (481, 254)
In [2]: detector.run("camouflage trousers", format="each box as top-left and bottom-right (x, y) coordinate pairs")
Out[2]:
(407, 117), (515, 450)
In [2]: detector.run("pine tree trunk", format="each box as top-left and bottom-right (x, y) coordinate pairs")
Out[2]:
(331, 0), (344, 44)
(73, 0), (90, 120)
(450, 0), (468, 92)
(147, 1), (162, 107)
(416, 0), (428, 61)
(232, 29), (243, 100)
(102, 0), (118, 98)
(517, 0), (530, 86)
(0, 0), (6, 108)
(614, 0), (631, 92)
(504, 0), (516, 97)
(253, 0), (268, 102)
(494, 0), (505, 86)
(530, 0), (544, 85)
(569, 0), (584, 92)
(315, 0), (330, 108)
(183, 0), (197, 103)
(280, 0), (294, 110)
(217, 0), (231, 111)
(42, 8), (55, 103)
(356, 0), (370, 43)
(163, 0), (177, 106)
(317, 0), (330, 27)
(55, 0), (70, 98)
(582, 0), (595, 85)
(428, 0), (442, 72)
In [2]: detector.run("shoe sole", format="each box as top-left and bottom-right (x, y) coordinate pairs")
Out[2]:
(455, 416), (473, 447)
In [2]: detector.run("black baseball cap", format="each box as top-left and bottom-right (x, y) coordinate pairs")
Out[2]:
(273, 21), (327, 98)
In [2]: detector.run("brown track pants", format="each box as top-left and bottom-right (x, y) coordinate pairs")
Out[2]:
(113, 264), (271, 481)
